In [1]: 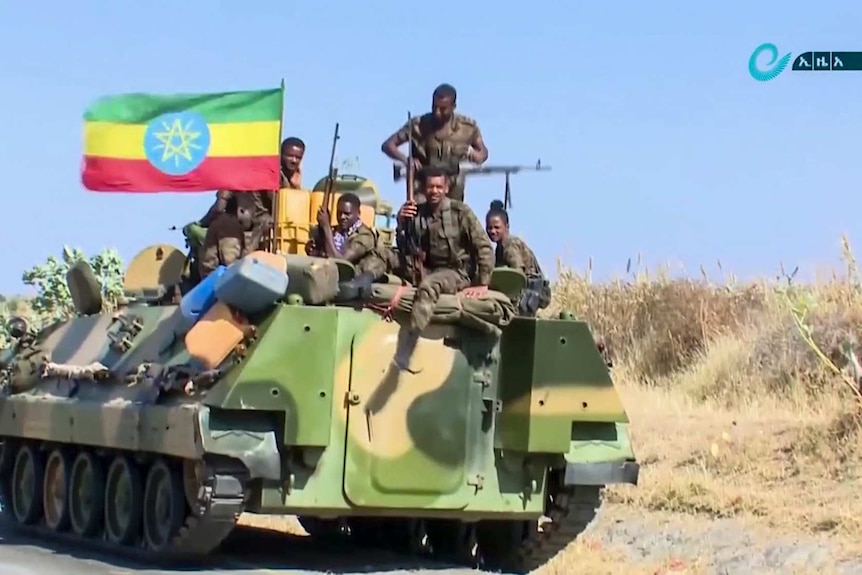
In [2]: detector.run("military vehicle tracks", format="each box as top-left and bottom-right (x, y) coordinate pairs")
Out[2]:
(0, 436), (248, 565)
(0, 436), (601, 573)
(300, 474), (603, 573)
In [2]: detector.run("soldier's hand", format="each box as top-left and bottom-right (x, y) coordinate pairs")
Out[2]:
(398, 201), (418, 221)
(316, 207), (330, 228)
(412, 158), (423, 172)
(462, 286), (488, 299)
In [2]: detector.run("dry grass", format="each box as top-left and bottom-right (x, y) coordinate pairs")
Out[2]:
(245, 236), (862, 571)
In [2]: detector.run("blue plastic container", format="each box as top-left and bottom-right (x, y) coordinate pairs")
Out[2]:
(214, 256), (290, 315)
(178, 265), (226, 332)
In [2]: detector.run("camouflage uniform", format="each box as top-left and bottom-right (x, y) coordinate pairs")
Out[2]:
(396, 113), (483, 202)
(495, 235), (542, 276)
(496, 235), (551, 317)
(200, 190), (274, 252)
(398, 198), (494, 331)
(199, 212), (246, 278)
(340, 224), (386, 273)
(309, 221), (378, 265)
(355, 246), (401, 278)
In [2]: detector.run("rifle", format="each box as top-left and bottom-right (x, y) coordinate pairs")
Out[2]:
(400, 111), (424, 284)
(312, 123), (341, 255)
(393, 159), (552, 210)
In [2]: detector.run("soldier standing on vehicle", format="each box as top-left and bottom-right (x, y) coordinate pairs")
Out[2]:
(199, 197), (252, 278)
(280, 136), (305, 189)
(380, 84), (489, 203)
(485, 200), (551, 316)
(390, 166), (494, 371)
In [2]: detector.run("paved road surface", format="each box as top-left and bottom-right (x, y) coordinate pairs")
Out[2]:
(0, 523), (476, 575)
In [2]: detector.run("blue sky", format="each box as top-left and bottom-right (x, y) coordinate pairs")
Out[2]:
(0, 1), (860, 294)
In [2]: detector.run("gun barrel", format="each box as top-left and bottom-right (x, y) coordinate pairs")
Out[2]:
(462, 164), (552, 175)
(392, 159), (551, 182)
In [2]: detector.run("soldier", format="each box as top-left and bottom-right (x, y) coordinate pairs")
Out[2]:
(485, 200), (551, 316)
(197, 135), (305, 243)
(380, 83), (489, 202)
(280, 136), (305, 189)
(307, 193), (376, 262)
(391, 166), (494, 371)
(199, 197), (252, 278)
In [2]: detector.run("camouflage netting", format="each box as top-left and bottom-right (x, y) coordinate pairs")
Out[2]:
(360, 283), (516, 335)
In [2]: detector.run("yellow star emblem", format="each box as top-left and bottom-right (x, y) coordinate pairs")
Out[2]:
(151, 118), (203, 167)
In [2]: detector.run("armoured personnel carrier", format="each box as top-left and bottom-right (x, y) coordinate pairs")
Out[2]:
(0, 174), (639, 573)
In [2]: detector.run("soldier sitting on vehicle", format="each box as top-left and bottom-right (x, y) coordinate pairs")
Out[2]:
(306, 193), (377, 262)
(193, 135), (306, 255)
(485, 200), (551, 316)
(198, 196), (252, 279)
(390, 166), (494, 371)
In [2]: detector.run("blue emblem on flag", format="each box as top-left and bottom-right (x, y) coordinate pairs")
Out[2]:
(143, 111), (211, 175)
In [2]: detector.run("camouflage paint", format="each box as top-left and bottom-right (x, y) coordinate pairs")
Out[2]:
(496, 317), (629, 453)
(0, 264), (637, 522)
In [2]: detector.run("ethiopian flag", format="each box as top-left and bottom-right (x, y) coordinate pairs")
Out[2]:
(81, 86), (284, 192)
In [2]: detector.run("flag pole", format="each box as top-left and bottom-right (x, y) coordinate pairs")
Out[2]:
(270, 79), (285, 254)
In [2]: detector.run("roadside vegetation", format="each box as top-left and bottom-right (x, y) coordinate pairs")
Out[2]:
(3, 237), (860, 574)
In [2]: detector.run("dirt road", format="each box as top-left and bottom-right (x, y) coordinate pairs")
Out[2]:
(3, 504), (860, 575)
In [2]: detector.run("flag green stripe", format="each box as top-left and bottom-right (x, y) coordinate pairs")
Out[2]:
(83, 88), (283, 124)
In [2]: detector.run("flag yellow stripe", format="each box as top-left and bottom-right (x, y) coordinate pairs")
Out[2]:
(83, 120), (281, 159)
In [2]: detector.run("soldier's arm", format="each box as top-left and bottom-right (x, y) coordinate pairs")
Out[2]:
(462, 209), (494, 286)
(342, 228), (376, 264)
(199, 225), (221, 277)
(199, 190), (233, 227)
(247, 213), (274, 251)
(500, 237), (525, 272)
(469, 124), (488, 164)
(381, 119), (413, 165)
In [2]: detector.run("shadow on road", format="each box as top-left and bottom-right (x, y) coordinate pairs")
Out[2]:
(0, 522), (460, 573)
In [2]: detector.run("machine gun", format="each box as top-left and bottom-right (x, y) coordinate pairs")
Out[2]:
(400, 111), (424, 284)
(311, 123), (341, 254)
(392, 159), (551, 210)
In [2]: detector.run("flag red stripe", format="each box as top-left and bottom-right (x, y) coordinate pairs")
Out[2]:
(81, 155), (280, 192)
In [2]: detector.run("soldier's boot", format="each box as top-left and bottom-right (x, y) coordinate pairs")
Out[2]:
(393, 328), (421, 374)
(337, 272), (377, 301)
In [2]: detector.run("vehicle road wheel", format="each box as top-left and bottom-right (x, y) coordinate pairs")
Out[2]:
(104, 455), (143, 545)
(69, 451), (106, 537)
(43, 448), (73, 531)
(11, 444), (45, 525)
(142, 458), (186, 551)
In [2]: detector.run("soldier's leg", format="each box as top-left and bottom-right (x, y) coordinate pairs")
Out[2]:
(199, 244), (220, 279)
(447, 174), (466, 202)
(355, 247), (395, 279)
(218, 237), (243, 267)
(393, 269), (468, 371)
(410, 269), (469, 332)
(342, 246), (403, 299)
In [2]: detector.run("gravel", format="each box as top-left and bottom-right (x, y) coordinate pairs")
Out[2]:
(584, 506), (862, 574)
